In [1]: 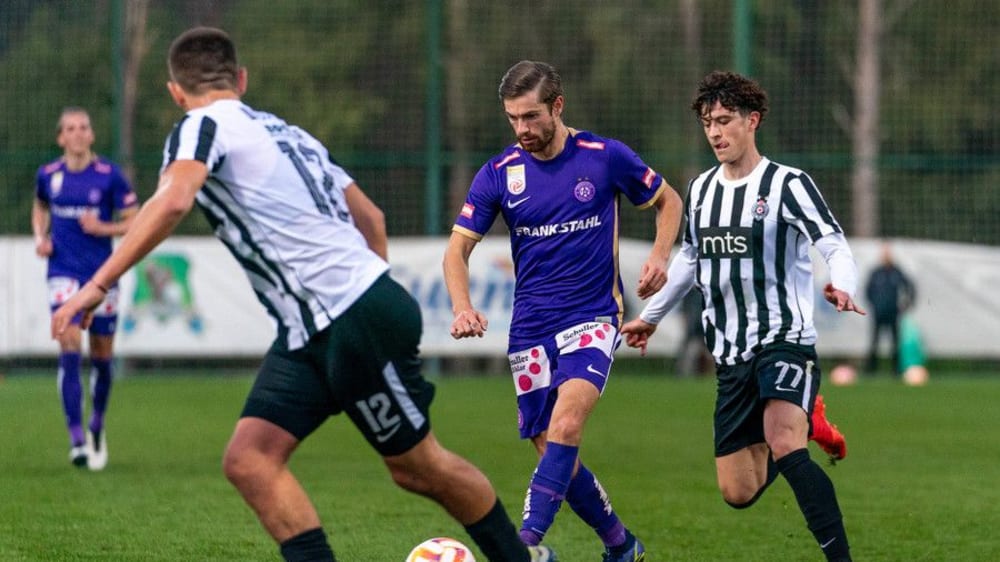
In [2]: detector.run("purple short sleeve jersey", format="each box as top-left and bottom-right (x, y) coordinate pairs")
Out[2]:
(35, 157), (138, 281)
(453, 131), (666, 345)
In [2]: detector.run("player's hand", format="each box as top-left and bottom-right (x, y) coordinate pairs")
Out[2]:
(79, 212), (104, 235)
(52, 281), (105, 337)
(34, 236), (53, 257)
(450, 309), (489, 339)
(620, 318), (658, 356)
(636, 258), (667, 300)
(823, 283), (866, 316)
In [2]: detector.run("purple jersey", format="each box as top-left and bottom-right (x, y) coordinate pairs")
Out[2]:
(453, 130), (666, 345)
(35, 157), (138, 281)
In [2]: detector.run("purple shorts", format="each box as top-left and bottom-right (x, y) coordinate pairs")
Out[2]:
(508, 321), (620, 439)
(48, 276), (119, 336)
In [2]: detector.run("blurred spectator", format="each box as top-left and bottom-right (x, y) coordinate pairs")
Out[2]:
(864, 242), (916, 375)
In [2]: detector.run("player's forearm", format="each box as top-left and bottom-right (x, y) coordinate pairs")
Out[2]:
(31, 202), (50, 242)
(354, 213), (388, 261)
(343, 184), (388, 261)
(815, 233), (858, 297)
(650, 186), (683, 262)
(640, 246), (696, 324)
(442, 239), (475, 312)
(90, 191), (190, 288)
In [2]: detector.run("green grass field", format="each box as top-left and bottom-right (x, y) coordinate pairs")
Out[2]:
(1, 367), (998, 561)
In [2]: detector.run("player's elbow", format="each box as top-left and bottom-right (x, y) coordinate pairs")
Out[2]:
(161, 199), (194, 223)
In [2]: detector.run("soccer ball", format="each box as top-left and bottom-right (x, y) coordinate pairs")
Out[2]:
(829, 363), (858, 386)
(405, 537), (477, 562)
(902, 365), (929, 386)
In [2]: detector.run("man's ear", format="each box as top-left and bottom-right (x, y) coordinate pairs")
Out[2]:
(166, 81), (187, 109)
(237, 67), (248, 95)
(551, 95), (564, 119)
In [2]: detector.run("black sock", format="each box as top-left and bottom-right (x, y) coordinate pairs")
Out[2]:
(726, 453), (780, 509)
(279, 527), (336, 562)
(777, 448), (851, 561)
(464, 498), (530, 562)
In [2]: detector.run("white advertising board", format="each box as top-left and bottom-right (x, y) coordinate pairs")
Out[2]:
(2, 236), (998, 359)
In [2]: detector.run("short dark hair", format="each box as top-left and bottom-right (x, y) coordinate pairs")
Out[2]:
(498, 60), (563, 109)
(691, 71), (768, 126)
(168, 27), (240, 94)
(56, 106), (89, 134)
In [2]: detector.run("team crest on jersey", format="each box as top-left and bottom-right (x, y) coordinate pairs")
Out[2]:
(752, 197), (769, 221)
(89, 189), (102, 204)
(507, 164), (526, 195)
(574, 179), (596, 202)
(51, 171), (64, 195)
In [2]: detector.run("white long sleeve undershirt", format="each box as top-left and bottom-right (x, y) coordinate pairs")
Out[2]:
(638, 232), (857, 326)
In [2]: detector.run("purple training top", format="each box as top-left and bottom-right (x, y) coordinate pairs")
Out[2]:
(35, 157), (138, 281)
(453, 130), (666, 347)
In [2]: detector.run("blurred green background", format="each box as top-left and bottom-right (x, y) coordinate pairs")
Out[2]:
(2, 0), (997, 242)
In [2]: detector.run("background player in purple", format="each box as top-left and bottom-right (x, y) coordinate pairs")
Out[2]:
(32, 107), (139, 470)
(444, 60), (682, 561)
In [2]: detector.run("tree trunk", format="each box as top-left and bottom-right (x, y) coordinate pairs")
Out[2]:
(445, 0), (474, 225)
(852, 0), (881, 237)
(679, 0), (703, 188)
(119, 0), (150, 183)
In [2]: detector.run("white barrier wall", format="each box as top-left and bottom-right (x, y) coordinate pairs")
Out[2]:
(2, 236), (998, 358)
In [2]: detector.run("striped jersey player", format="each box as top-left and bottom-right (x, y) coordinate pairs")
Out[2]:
(641, 157), (859, 365)
(444, 60), (682, 560)
(53, 27), (559, 562)
(160, 99), (388, 351)
(622, 71), (862, 562)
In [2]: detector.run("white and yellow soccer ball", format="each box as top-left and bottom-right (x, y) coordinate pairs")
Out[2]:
(405, 537), (477, 562)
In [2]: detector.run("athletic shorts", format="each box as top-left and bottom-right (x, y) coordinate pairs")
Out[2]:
(508, 321), (620, 439)
(48, 276), (119, 335)
(713, 342), (821, 457)
(241, 274), (435, 457)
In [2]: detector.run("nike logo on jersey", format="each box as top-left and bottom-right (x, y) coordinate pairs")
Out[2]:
(507, 196), (531, 208)
(585, 364), (607, 378)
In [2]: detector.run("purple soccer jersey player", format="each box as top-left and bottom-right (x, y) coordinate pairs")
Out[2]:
(444, 61), (682, 560)
(32, 107), (138, 470)
(454, 132), (662, 436)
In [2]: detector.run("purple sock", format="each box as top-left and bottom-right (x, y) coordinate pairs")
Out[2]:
(520, 442), (578, 545)
(58, 352), (84, 445)
(566, 464), (626, 547)
(89, 358), (113, 432)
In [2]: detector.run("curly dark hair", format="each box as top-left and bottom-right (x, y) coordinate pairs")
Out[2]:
(691, 71), (768, 126)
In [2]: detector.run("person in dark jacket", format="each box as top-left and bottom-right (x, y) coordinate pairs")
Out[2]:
(865, 242), (916, 375)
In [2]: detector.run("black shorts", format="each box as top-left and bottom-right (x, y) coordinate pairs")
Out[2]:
(241, 274), (435, 457)
(713, 342), (820, 457)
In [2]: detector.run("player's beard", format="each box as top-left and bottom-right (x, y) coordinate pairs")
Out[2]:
(519, 120), (556, 155)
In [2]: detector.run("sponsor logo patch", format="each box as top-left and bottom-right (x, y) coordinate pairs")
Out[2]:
(509, 345), (551, 396)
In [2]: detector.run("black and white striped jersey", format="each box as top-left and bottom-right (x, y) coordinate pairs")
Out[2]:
(162, 99), (389, 350)
(641, 157), (857, 365)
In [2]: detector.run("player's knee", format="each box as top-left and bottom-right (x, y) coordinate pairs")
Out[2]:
(545, 415), (585, 445)
(724, 494), (760, 510)
(719, 482), (759, 508)
(386, 460), (436, 496)
(222, 445), (268, 487)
